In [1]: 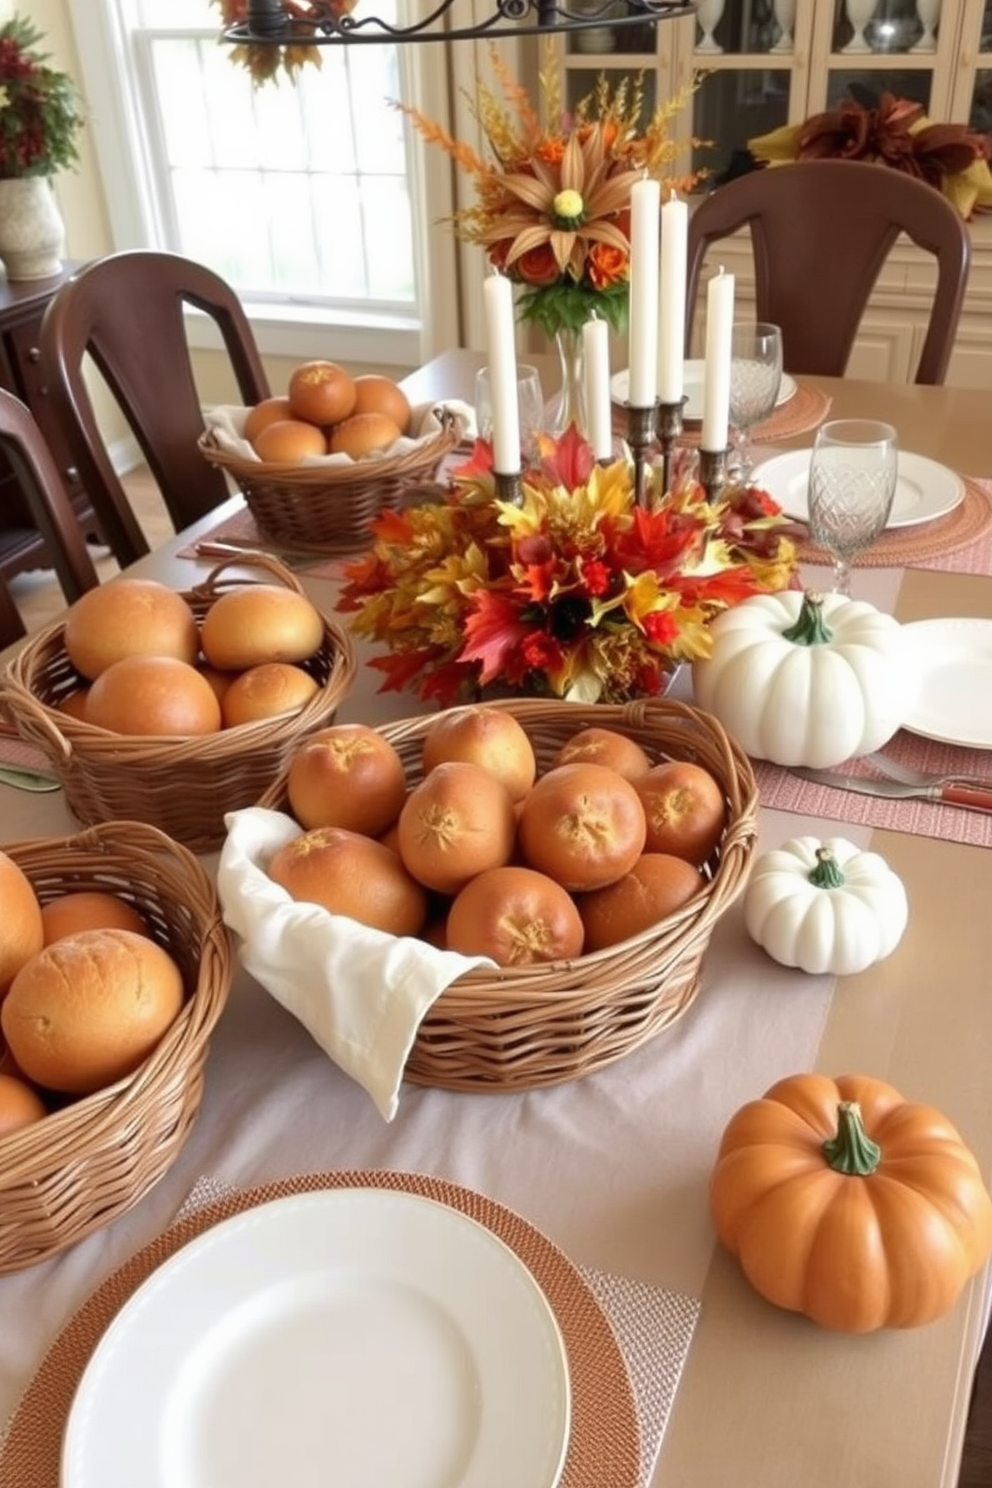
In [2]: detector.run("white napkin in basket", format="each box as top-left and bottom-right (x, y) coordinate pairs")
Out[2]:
(217, 808), (493, 1120)
(203, 399), (474, 466)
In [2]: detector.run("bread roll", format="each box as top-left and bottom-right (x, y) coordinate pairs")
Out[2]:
(63, 578), (199, 681)
(86, 655), (222, 736)
(200, 585), (324, 671)
(220, 662), (319, 727)
(1, 928), (185, 1095)
(268, 827), (428, 938)
(0, 852), (44, 1000)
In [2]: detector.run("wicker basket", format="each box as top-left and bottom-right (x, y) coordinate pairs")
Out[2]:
(0, 552), (357, 853)
(0, 821), (233, 1273)
(198, 415), (458, 554)
(257, 695), (759, 1092)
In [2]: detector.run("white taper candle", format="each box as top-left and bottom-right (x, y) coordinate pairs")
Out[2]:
(657, 193), (688, 404)
(582, 314), (612, 460)
(627, 177), (660, 407)
(701, 266), (735, 451)
(482, 271), (521, 474)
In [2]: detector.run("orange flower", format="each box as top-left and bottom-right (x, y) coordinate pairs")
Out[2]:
(588, 243), (627, 291)
(516, 243), (561, 287)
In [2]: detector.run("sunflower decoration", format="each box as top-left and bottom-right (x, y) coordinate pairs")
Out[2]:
(338, 427), (799, 707)
(397, 44), (704, 338)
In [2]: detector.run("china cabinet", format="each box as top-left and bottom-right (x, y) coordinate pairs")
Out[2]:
(553, 0), (992, 387)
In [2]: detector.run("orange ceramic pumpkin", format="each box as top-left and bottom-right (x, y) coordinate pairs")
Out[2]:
(709, 1072), (992, 1333)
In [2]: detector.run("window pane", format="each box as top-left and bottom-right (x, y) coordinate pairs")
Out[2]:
(693, 70), (790, 180)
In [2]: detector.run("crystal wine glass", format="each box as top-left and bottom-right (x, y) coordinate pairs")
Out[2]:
(806, 419), (898, 595)
(728, 322), (783, 482)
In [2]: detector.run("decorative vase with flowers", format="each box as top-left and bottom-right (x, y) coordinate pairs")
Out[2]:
(397, 46), (703, 439)
(0, 14), (86, 281)
(338, 427), (800, 708)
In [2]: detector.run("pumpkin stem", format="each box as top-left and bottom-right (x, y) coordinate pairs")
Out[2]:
(781, 591), (833, 648)
(808, 846), (845, 889)
(822, 1101), (882, 1176)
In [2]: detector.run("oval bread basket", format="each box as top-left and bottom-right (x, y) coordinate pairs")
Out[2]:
(258, 695), (759, 1092)
(197, 416), (458, 554)
(0, 821), (233, 1273)
(0, 552), (357, 853)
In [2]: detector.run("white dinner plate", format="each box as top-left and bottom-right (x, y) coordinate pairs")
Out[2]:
(610, 360), (797, 421)
(897, 617), (992, 748)
(751, 448), (965, 529)
(62, 1189), (571, 1488)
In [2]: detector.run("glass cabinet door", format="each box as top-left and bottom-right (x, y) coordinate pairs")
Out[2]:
(808, 0), (959, 116)
(950, 0), (992, 130)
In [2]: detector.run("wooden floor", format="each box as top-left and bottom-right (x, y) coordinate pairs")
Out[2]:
(7, 469), (992, 1485)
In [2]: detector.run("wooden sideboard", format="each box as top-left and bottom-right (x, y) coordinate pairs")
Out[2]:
(0, 261), (103, 584)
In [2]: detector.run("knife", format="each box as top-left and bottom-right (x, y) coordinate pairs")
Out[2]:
(790, 768), (992, 814)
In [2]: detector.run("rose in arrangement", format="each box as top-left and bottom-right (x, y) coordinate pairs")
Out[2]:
(397, 45), (704, 339)
(0, 14), (86, 180)
(338, 428), (800, 707)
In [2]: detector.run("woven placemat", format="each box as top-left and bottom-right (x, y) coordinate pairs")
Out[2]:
(0, 1169), (644, 1488)
(611, 379), (832, 448)
(796, 475), (992, 572)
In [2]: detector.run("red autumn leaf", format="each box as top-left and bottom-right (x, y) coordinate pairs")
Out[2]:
(459, 589), (534, 683)
(537, 423), (596, 491)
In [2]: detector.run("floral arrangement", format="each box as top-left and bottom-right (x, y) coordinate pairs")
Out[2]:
(0, 15), (85, 179)
(338, 428), (800, 707)
(397, 45), (703, 339)
(749, 92), (992, 221)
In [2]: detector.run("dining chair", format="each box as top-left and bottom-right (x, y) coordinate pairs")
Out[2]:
(0, 388), (101, 649)
(685, 159), (972, 385)
(39, 250), (272, 568)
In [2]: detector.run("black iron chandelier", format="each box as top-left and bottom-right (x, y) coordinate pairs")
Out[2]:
(230, 1), (696, 46)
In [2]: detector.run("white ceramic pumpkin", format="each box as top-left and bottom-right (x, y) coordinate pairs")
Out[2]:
(691, 590), (916, 768)
(744, 835), (909, 976)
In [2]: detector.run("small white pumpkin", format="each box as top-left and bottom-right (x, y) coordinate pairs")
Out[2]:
(744, 835), (908, 976)
(692, 590), (916, 768)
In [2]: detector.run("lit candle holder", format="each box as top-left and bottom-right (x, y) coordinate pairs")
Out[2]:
(482, 271), (521, 479)
(582, 313), (612, 462)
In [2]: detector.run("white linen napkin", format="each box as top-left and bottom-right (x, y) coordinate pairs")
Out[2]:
(217, 808), (493, 1120)
(203, 398), (474, 465)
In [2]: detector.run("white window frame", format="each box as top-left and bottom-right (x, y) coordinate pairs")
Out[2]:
(63, 0), (463, 369)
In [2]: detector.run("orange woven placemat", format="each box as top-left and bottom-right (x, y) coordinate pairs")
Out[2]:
(796, 475), (992, 571)
(0, 1169), (642, 1488)
(611, 379), (832, 447)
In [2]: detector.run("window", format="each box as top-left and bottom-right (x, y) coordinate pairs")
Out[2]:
(66, 0), (461, 368)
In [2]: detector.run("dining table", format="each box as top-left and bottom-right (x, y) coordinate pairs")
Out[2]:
(0, 350), (990, 1488)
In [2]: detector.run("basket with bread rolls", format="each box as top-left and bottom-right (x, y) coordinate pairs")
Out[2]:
(219, 696), (759, 1105)
(0, 551), (356, 852)
(198, 359), (463, 554)
(0, 821), (232, 1272)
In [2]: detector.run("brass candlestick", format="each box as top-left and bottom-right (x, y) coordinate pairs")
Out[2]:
(493, 469), (523, 506)
(655, 396), (687, 496)
(697, 447), (730, 505)
(624, 402), (658, 508)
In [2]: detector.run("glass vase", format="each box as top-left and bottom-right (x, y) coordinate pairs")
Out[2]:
(545, 326), (587, 440)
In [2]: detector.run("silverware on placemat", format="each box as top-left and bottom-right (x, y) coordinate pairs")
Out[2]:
(790, 767), (992, 814)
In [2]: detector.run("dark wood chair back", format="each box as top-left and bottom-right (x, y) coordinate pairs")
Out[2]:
(685, 159), (971, 385)
(39, 250), (271, 568)
(0, 388), (100, 648)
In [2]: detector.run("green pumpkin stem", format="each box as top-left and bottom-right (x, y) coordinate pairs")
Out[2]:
(809, 846), (845, 889)
(781, 591), (833, 647)
(822, 1101), (882, 1176)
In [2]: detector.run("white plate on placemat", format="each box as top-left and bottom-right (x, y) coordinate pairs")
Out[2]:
(898, 617), (992, 748)
(751, 449), (964, 530)
(62, 1188), (571, 1488)
(610, 361), (798, 422)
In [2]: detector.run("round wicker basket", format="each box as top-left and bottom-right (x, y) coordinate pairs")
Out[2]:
(0, 821), (233, 1273)
(257, 695), (759, 1092)
(0, 553), (357, 853)
(197, 416), (458, 554)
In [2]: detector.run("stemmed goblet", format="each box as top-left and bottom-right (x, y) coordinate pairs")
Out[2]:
(806, 419), (898, 595)
(728, 322), (783, 482)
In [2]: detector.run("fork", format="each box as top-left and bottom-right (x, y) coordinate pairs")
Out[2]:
(863, 752), (992, 790)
